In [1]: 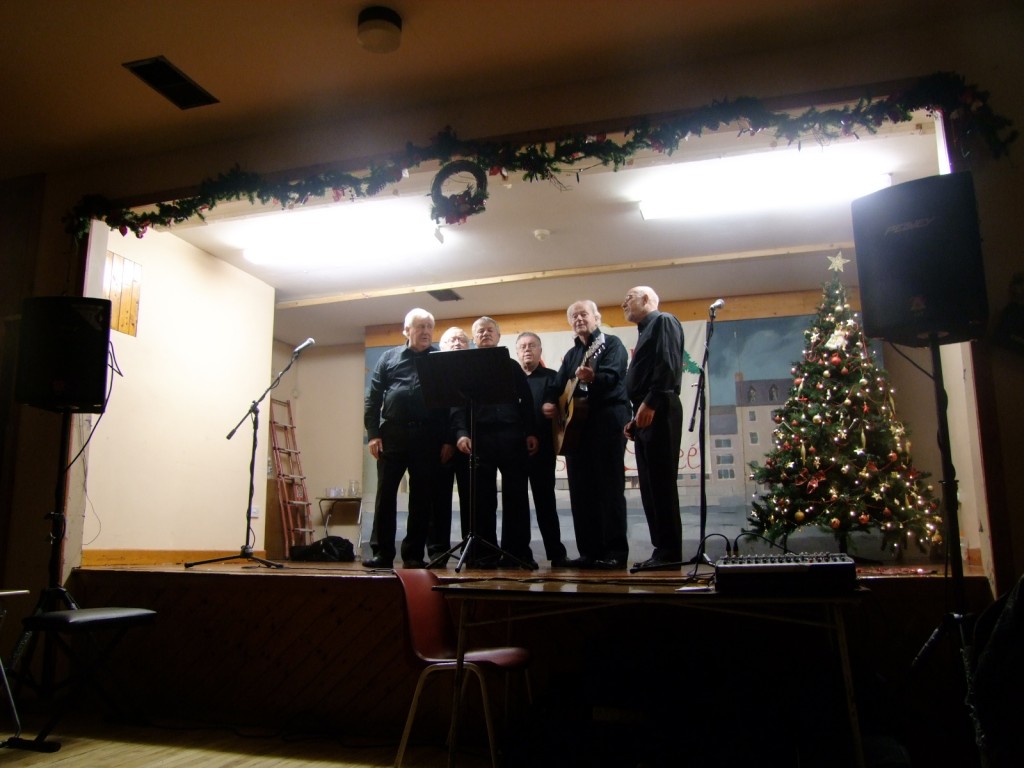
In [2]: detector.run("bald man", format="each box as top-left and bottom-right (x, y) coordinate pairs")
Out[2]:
(622, 286), (684, 570)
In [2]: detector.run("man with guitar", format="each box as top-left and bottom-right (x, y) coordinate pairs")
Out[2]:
(622, 286), (685, 571)
(542, 300), (631, 569)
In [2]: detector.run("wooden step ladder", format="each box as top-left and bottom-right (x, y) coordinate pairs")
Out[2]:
(269, 398), (314, 558)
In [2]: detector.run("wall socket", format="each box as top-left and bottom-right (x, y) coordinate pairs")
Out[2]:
(250, 505), (261, 518)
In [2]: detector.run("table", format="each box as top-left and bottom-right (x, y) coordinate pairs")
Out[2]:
(316, 496), (362, 544)
(435, 578), (866, 768)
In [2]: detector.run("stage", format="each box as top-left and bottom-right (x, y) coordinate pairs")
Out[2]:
(8, 559), (995, 767)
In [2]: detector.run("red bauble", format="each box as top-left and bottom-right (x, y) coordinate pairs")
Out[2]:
(830, 354), (842, 366)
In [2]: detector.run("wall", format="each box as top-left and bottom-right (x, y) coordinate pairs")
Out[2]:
(81, 227), (275, 552)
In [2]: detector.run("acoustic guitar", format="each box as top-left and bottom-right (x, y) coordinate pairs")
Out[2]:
(552, 338), (606, 455)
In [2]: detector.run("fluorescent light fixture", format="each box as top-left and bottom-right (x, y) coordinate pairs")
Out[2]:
(638, 147), (892, 220)
(239, 196), (444, 268)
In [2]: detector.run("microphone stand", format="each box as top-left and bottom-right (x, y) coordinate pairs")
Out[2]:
(685, 303), (719, 566)
(185, 345), (311, 568)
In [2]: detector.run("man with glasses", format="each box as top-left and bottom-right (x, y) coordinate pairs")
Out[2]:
(427, 327), (473, 565)
(453, 317), (539, 568)
(622, 286), (684, 570)
(515, 331), (568, 567)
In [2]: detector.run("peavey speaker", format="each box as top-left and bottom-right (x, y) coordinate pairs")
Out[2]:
(851, 172), (987, 346)
(15, 297), (112, 413)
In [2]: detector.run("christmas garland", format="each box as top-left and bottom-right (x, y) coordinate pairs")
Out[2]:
(64, 71), (1016, 242)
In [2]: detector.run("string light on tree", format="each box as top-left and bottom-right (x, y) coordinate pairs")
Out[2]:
(747, 255), (942, 555)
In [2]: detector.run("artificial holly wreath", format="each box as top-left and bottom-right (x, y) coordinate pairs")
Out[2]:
(429, 159), (488, 225)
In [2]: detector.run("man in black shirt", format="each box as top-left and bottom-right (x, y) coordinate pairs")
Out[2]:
(543, 300), (631, 569)
(454, 317), (539, 568)
(428, 326), (473, 565)
(515, 331), (568, 567)
(623, 286), (685, 570)
(363, 308), (447, 568)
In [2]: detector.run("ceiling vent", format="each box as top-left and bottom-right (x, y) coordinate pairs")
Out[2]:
(122, 56), (219, 110)
(427, 289), (463, 302)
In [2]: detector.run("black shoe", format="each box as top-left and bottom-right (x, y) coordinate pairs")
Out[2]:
(550, 557), (572, 568)
(470, 555), (500, 569)
(427, 554), (450, 568)
(592, 558), (627, 570)
(402, 559), (428, 569)
(362, 556), (394, 569)
(632, 557), (681, 571)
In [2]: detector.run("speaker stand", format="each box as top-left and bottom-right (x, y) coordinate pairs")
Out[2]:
(910, 337), (982, 764)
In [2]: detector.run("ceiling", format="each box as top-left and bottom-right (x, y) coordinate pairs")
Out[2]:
(4, 0), (982, 346)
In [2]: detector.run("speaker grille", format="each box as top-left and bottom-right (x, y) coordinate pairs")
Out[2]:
(15, 297), (112, 413)
(852, 172), (987, 347)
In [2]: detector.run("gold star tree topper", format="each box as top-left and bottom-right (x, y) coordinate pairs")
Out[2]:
(828, 251), (850, 272)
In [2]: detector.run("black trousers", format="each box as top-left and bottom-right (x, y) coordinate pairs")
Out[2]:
(634, 396), (684, 559)
(368, 428), (439, 563)
(565, 404), (630, 561)
(428, 450), (471, 558)
(527, 446), (567, 561)
(472, 424), (533, 561)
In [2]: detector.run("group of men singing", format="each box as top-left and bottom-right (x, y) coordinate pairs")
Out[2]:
(362, 286), (684, 571)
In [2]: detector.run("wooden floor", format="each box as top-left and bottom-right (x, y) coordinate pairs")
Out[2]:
(1, 711), (491, 767)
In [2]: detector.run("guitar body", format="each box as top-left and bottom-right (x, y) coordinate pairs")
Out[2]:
(553, 386), (589, 455)
(552, 338), (605, 455)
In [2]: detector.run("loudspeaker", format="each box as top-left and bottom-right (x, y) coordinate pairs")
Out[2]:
(851, 172), (987, 346)
(15, 297), (112, 413)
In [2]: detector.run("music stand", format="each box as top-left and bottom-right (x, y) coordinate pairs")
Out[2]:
(416, 346), (525, 572)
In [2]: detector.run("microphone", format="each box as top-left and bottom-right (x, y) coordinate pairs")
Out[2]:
(709, 298), (726, 311)
(292, 337), (316, 355)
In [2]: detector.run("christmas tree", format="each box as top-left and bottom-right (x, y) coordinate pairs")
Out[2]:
(747, 253), (943, 556)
